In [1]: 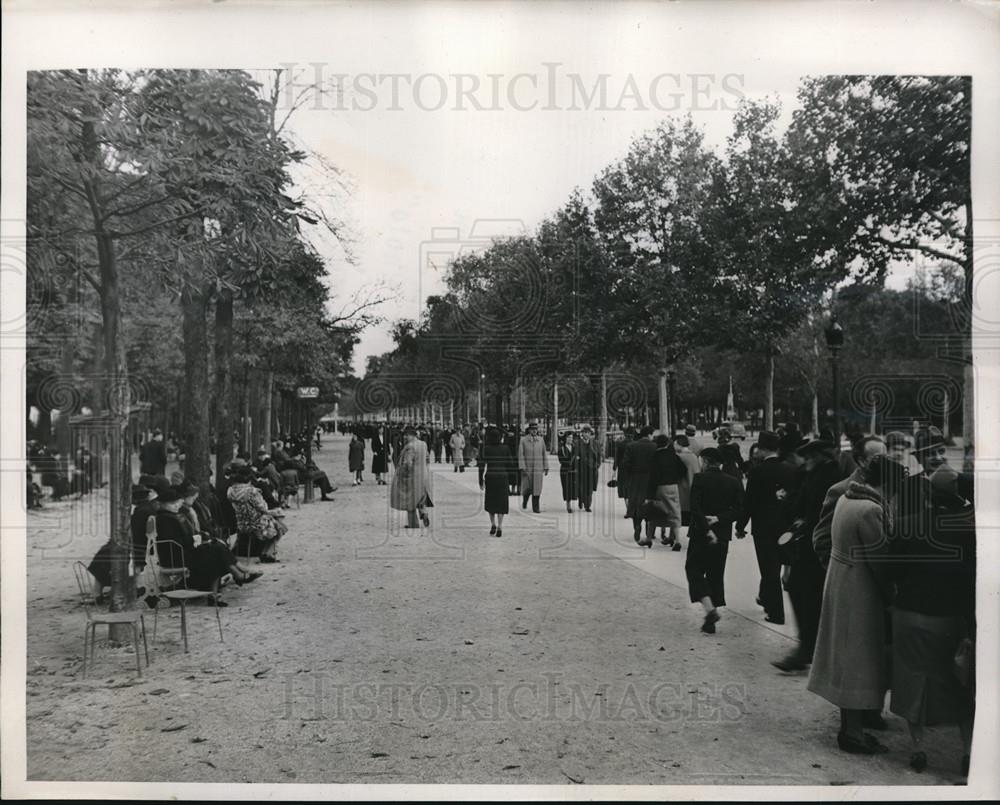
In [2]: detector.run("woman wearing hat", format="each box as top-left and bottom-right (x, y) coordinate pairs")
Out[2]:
(557, 431), (579, 514)
(348, 432), (366, 485)
(807, 456), (906, 754)
(155, 486), (261, 602)
(391, 426), (433, 528)
(643, 434), (686, 549)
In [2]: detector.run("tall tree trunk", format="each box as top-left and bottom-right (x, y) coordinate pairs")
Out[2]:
(599, 369), (609, 459)
(765, 349), (775, 431)
(181, 283), (212, 484)
(657, 369), (668, 433)
(213, 291), (235, 484)
(96, 230), (134, 634)
(811, 391), (820, 435)
(262, 370), (274, 446)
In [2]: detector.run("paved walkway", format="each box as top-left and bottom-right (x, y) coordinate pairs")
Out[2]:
(23, 436), (967, 786)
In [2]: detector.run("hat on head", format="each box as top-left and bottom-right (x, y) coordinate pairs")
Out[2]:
(884, 431), (911, 450)
(131, 484), (156, 504)
(797, 437), (836, 457)
(157, 487), (183, 503)
(581, 424), (593, 433)
(674, 435), (690, 447)
(684, 424), (696, 436)
(146, 475), (172, 496)
(700, 447), (723, 463)
(177, 479), (199, 497)
(654, 433), (670, 448)
(779, 432), (808, 454)
(756, 431), (781, 452)
(914, 426), (946, 454)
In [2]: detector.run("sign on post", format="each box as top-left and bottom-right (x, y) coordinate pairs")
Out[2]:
(296, 386), (319, 399)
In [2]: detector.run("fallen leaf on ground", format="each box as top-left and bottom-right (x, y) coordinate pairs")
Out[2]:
(161, 724), (187, 732)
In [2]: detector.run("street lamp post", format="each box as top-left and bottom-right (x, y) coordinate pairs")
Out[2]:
(824, 316), (845, 440)
(478, 373), (484, 422)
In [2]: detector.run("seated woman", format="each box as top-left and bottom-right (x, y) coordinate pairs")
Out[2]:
(227, 465), (287, 562)
(155, 487), (261, 605)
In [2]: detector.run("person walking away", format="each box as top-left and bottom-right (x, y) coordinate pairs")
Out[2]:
(140, 429), (168, 476)
(574, 425), (600, 513)
(371, 424), (389, 485)
(644, 434), (686, 549)
(558, 431), (578, 513)
(684, 423), (703, 456)
(449, 428), (466, 473)
(478, 427), (513, 536)
(621, 426), (657, 546)
(517, 420), (548, 513)
(685, 447), (745, 633)
(716, 429), (745, 482)
(390, 426), (433, 528)
(775, 436), (844, 671)
(348, 432), (366, 485)
(674, 435), (700, 528)
(889, 467), (976, 776)
(612, 428), (636, 516)
(807, 456), (906, 754)
(737, 431), (797, 625)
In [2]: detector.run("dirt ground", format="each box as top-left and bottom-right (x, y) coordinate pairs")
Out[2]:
(22, 435), (969, 787)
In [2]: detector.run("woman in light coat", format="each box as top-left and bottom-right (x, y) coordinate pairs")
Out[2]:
(807, 455), (906, 755)
(449, 429), (466, 473)
(390, 427), (433, 528)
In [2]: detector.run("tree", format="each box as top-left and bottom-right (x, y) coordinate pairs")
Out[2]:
(786, 75), (973, 435)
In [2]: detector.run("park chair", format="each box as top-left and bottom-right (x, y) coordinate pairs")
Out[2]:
(146, 536), (224, 653)
(279, 468), (300, 509)
(72, 562), (149, 678)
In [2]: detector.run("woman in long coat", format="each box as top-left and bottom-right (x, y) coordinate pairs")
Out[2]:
(348, 433), (366, 485)
(449, 429), (466, 473)
(478, 428), (513, 536)
(390, 427), (433, 528)
(517, 421), (548, 513)
(557, 432), (578, 513)
(807, 455), (906, 755)
(371, 425), (389, 485)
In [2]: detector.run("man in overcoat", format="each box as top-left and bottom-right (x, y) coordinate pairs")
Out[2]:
(517, 420), (548, 513)
(140, 429), (168, 476)
(620, 425), (657, 545)
(573, 425), (601, 512)
(737, 430), (796, 625)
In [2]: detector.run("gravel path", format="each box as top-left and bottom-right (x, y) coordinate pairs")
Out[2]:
(23, 436), (966, 786)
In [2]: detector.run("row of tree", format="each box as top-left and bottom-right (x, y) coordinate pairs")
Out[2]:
(360, 75), (972, 445)
(27, 69), (379, 618)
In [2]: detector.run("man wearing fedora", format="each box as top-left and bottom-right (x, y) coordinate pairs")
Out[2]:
(773, 434), (845, 671)
(737, 430), (796, 625)
(573, 424), (601, 513)
(518, 420), (548, 513)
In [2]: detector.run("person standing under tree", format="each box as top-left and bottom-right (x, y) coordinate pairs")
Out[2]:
(390, 426), (433, 529)
(558, 431), (578, 514)
(685, 447), (745, 634)
(573, 425), (600, 513)
(517, 420), (548, 513)
(478, 427), (513, 537)
(348, 432), (365, 485)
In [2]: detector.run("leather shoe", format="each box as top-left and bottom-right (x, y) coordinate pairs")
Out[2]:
(701, 609), (720, 634)
(862, 711), (888, 731)
(764, 615), (785, 625)
(771, 655), (808, 672)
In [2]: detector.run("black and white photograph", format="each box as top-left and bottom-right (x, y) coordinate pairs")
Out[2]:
(2, 0), (999, 800)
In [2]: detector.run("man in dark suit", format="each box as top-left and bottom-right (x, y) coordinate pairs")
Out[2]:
(737, 430), (797, 625)
(139, 429), (167, 476)
(686, 447), (745, 633)
(620, 426), (658, 545)
(572, 424), (601, 512)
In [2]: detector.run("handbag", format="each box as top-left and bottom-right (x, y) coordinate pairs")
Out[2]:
(607, 478), (618, 488)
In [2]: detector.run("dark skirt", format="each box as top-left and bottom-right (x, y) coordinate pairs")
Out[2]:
(559, 469), (578, 501)
(890, 607), (974, 726)
(484, 473), (509, 514)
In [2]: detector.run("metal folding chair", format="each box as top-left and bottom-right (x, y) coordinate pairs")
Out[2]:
(147, 537), (224, 652)
(72, 562), (149, 678)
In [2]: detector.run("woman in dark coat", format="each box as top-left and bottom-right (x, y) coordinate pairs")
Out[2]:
(613, 429), (635, 504)
(557, 431), (578, 513)
(348, 433), (366, 485)
(644, 434), (686, 548)
(478, 428), (512, 537)
(889, 468), (976, 776)
(371, 425), (389, 485)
